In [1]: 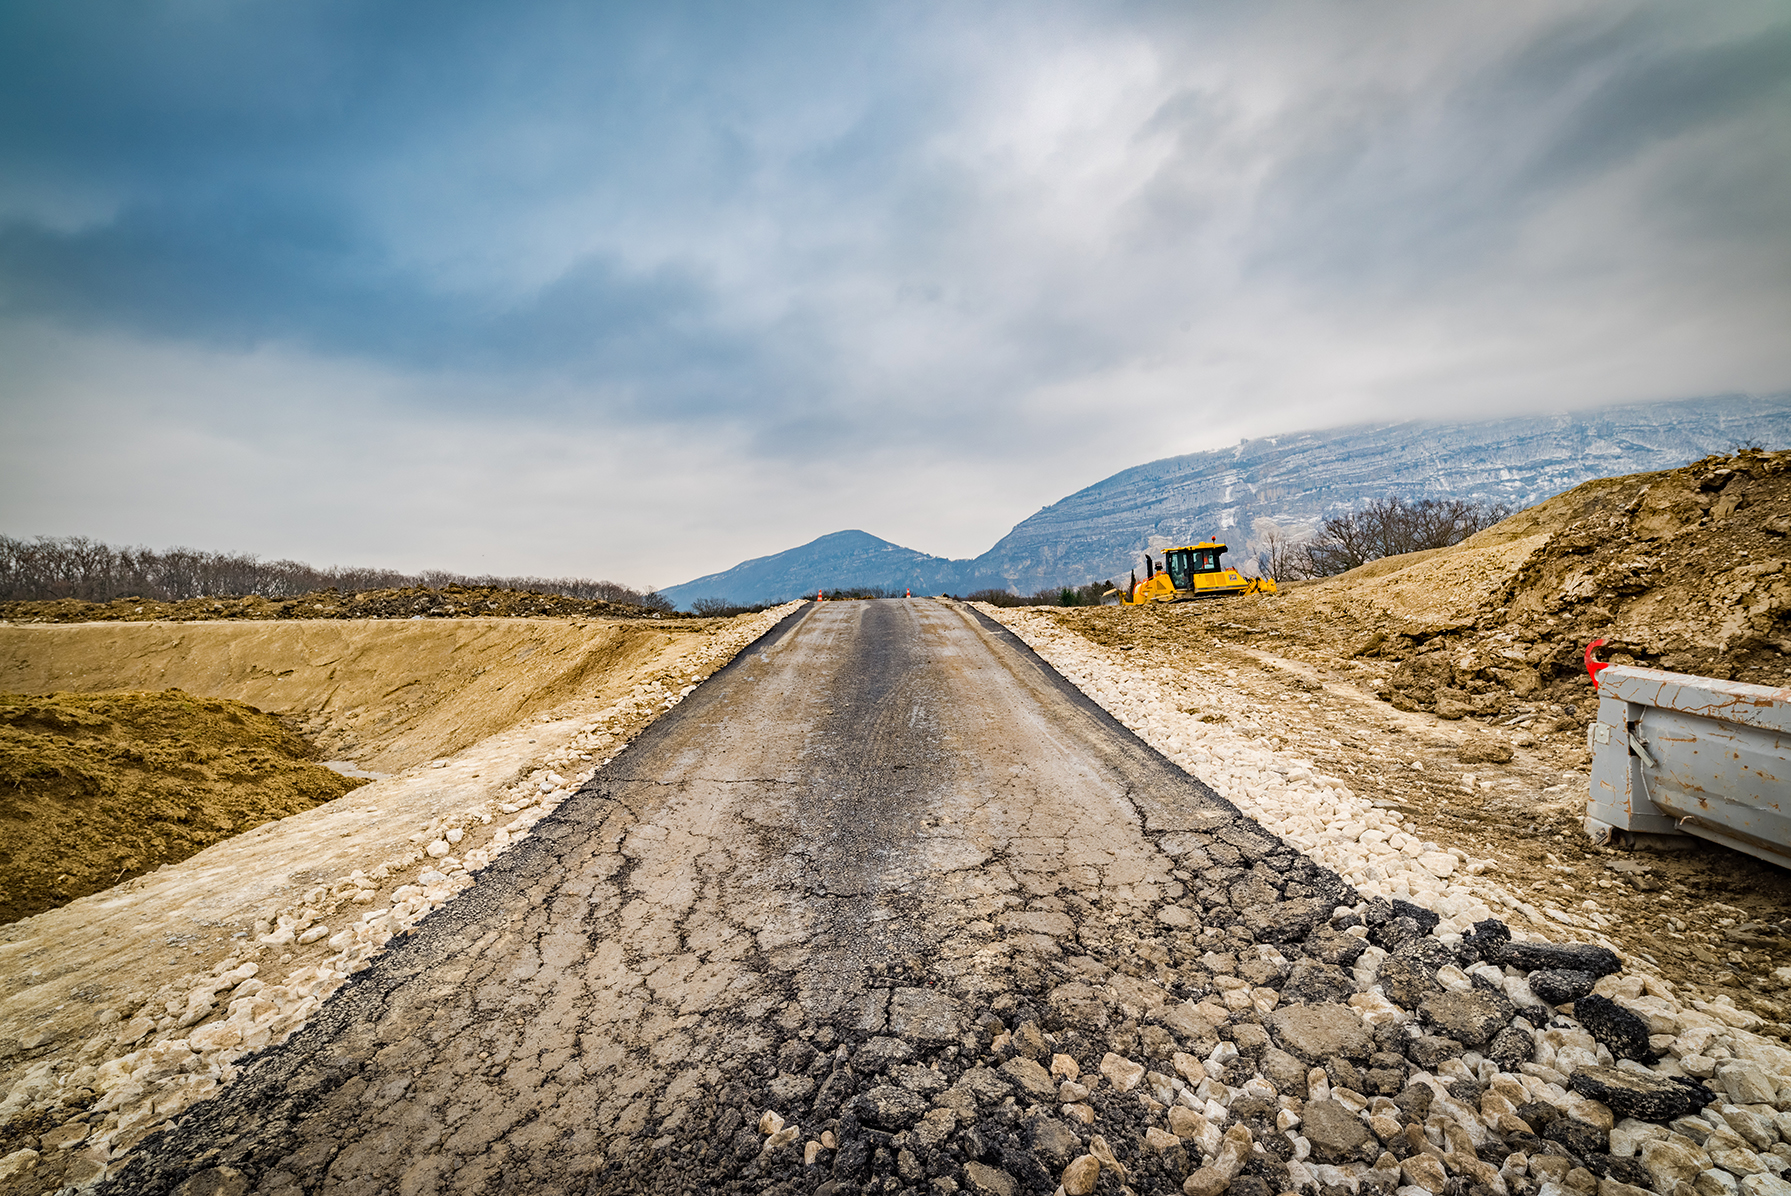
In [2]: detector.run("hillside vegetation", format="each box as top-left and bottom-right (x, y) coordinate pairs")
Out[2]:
(0, 583), (681, 625)
(0, 534), (672, 610)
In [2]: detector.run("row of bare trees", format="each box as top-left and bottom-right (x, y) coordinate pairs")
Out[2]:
(1256, 497), (1511, 580)
(962, 581), (1115, 607)
(0, 535), (671, 608)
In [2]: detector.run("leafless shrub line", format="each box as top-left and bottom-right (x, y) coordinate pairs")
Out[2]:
(1267, 496), (1512, 580)
(0, 535), (668, 608)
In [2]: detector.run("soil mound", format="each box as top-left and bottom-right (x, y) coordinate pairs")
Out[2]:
(1341, 448), (1791, 715)
(0, 690), (366, 923)
(0, 584), (680, 625)
(0, 616), (704, 773)
(1035, 448), (1791, 741)
(1182, 448), (1791, 727)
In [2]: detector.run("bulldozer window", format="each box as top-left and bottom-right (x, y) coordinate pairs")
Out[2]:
(1193, 549), (1222, 573)
(1165, 551), (1193, 590)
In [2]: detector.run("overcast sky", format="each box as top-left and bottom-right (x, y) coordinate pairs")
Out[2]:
(3, 2), (1788, 589)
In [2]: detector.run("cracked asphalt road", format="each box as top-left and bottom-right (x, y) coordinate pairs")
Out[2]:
(102, 599), (1343, 1196)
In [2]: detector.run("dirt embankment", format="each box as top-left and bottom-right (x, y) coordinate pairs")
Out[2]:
(0, 612), (737, 927)
(0, 584), (680, 625)
(0, 616), (716, 774)
(1288, 448), (1791, 719)
(0, 691), (367, 924)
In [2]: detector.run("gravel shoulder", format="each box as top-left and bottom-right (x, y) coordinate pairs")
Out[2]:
(985, 603), (1791, 1024)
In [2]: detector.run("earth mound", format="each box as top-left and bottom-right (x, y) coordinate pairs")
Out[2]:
(0, 584), (680, 624)
(0, 690), (367, 923)
(1136, 448), (1791, 729)
(0, 616), (710, 774)
(1341, 448), (1791, 715)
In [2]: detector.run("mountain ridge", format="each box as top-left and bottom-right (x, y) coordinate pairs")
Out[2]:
(660, 394), (1791, 608)
(659, 529), (994, 609)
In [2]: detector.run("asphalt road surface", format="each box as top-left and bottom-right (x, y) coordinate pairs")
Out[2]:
(103, 599), (1358, 1196)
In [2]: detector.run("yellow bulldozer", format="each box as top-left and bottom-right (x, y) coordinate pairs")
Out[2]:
(1109, 540), (1277, 605)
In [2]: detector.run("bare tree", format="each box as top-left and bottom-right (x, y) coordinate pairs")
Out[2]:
(1250, 519), (1315, 581)
(1300, 497), (1510, 577)
(691, 596), (775, 616)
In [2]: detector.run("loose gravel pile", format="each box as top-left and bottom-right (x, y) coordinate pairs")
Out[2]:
(596, 778), (1791, 1195)
(717, 890), (1791, 1196)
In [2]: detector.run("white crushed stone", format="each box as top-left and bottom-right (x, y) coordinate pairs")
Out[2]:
(982, 606), (1544, 939)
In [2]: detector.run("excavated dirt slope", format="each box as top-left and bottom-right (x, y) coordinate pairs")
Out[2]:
(0, 616), (712, 774)
(0, 690), (367, 923)
(1288, 448), (1791, 710)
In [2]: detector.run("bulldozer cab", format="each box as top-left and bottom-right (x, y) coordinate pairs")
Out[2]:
(1163, 546), (1223, 590)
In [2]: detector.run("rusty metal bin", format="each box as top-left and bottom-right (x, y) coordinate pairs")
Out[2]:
(1588, 664), (1791, 868)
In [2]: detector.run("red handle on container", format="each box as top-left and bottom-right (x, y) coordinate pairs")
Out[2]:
(1585, 639), (1610, 689)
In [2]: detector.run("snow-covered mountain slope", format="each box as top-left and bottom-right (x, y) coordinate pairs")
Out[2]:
(663, 394), (1791, 606)
(968, 394), (1791, 593)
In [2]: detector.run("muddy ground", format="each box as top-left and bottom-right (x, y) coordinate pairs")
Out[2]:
(0, 690), (367, 923)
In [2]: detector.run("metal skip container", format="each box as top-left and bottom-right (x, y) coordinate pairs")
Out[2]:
(1588, 663), (1791, 867)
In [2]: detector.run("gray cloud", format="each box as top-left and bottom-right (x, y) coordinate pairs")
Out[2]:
(1, 1), (1787, 582)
